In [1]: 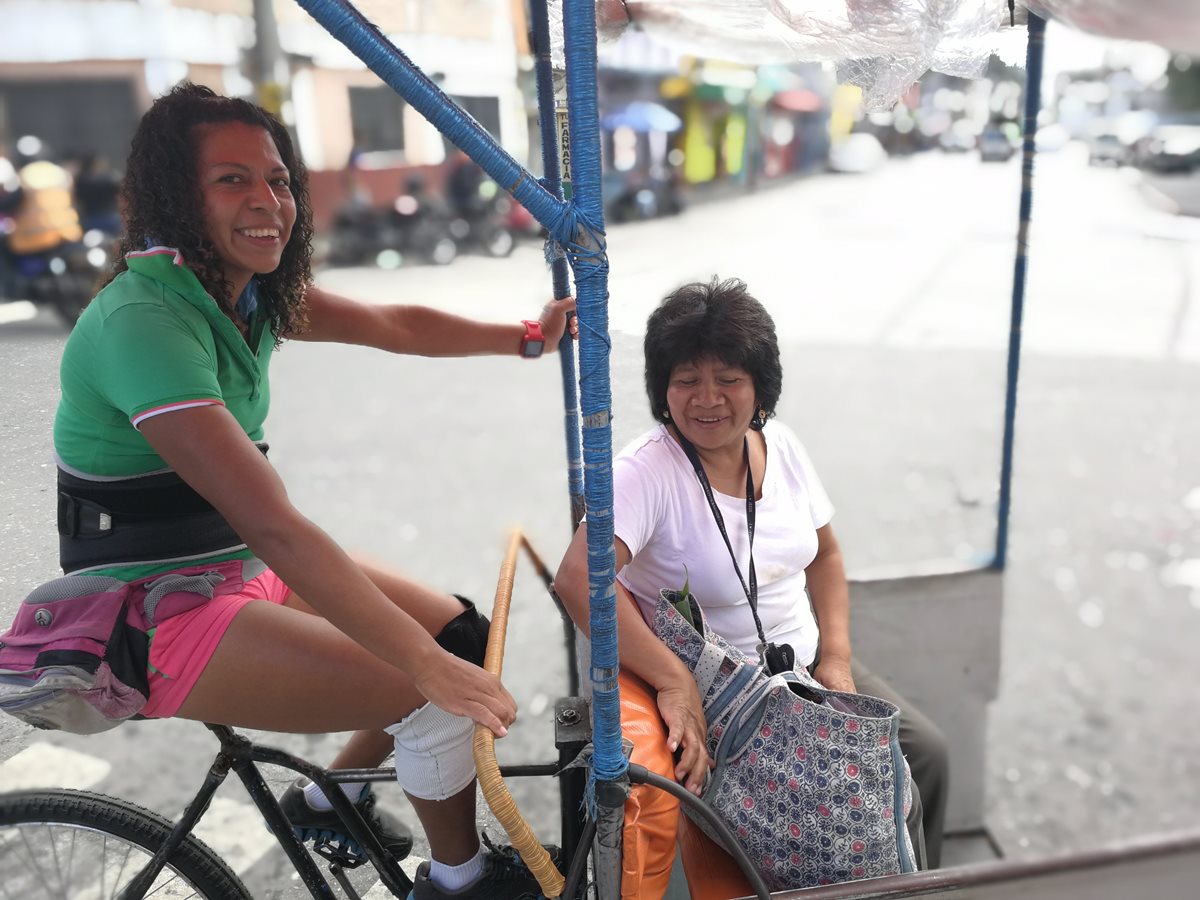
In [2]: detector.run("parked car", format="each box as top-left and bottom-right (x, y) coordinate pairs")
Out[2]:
(1088, 133), (1125, 166)
(1140, 125), (1200, 175)
(978, 126), (1016, 162)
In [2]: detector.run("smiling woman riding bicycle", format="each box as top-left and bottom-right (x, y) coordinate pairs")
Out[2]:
(3, 82), (575, 900)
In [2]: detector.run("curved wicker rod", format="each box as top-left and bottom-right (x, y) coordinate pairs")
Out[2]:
(473, 528), (567, 898)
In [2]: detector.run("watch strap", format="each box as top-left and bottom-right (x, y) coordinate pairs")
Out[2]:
(520, 319), (545, 358)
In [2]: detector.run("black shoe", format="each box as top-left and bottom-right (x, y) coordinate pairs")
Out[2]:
(278, 778), (414, 862)
(408, 835), (560, 899)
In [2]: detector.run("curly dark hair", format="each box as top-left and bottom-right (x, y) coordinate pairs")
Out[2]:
(106, 82), (313, 340)
(644, 277), (782, 430)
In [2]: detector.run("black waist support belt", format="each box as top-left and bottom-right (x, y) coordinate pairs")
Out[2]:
(56, 444), (266, 573)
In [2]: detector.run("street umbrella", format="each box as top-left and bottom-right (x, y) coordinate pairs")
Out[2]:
(600, 101), (683, 133)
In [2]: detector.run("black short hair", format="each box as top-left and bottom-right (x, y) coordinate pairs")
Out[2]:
(106, 82), (313, 342)
(644, 277), (782, 429)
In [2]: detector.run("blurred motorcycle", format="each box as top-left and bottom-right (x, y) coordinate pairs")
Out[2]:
(0, 221), (114, 326)
(447, 181), (517, 258)
(327, 178), (458, 268)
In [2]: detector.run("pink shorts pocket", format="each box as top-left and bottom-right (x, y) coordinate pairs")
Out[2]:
(142, 568), (291, 719)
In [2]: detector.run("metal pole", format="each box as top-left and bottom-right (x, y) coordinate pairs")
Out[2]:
(561, 1), (627, 897)
(250, 0), (288, 117)
(529, 0), (586, 532)
(994, 13), (1046, 570)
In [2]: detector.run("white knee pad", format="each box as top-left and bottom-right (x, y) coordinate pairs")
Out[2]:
(385, 702), (476, 801)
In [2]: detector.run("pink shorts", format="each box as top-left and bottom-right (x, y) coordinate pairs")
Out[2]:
(141, 569), (292, 719)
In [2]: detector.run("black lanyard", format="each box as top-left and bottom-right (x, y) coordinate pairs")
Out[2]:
(674, 429), (793, 672)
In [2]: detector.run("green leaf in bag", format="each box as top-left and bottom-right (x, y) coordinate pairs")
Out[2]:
(668, 566), (698, 631)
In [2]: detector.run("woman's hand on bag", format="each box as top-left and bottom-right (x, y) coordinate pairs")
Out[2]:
(413, 651), (517, 738)
(813, 655), (856, 694)
(657, 677), (713, 795)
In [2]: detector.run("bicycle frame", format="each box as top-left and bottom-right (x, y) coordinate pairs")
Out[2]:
(118, 723), (410, 900)
(113, 719), (583, 900)
(113, 543), (589, 900)
(113, 722), (763, 900)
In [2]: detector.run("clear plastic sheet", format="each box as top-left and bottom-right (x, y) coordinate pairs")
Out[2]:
(552, 1), (1015, 110)
(550, 1), (1200, 111)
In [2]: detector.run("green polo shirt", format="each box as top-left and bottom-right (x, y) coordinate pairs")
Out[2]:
(55, 248), (275, 477)
(53, 248), (276, 578)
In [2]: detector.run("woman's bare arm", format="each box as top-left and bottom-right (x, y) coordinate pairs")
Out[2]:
(138, 405), (517, 734)
(294, 285), (576, 356)
(806, 524), (856, 693)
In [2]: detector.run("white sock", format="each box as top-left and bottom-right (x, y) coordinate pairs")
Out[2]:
(428, 846), (484, 892)
(302, 779), (367, 811)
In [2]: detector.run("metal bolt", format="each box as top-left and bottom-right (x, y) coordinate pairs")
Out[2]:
(557, 707), (581, 726)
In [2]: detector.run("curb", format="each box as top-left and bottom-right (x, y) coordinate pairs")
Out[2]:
(1135, 174), (1182, 216)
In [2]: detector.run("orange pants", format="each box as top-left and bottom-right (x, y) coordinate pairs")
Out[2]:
(619, 671), (751, 900)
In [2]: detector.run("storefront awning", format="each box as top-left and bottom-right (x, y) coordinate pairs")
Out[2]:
(771, 89), (822, 112)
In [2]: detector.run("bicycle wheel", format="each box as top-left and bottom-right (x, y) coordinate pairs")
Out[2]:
(0, 789), (253, 900)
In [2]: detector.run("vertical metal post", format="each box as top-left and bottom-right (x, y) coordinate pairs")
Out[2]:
(250, 0), (288, 117)
(995, 13), (1046, 569)
(561, 1), (627, 897)
(529, 0), (586, 533)
(529, 0), (588, 880)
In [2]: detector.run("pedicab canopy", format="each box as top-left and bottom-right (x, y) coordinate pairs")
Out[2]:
(546, 0), (1200, 110)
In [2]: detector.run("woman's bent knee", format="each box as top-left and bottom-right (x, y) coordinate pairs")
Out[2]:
(385, 702), (475, 800)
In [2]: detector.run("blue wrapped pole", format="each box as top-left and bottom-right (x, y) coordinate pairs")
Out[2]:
(995, 12), (1046, 570)
(294, 0), (576, 245)
(561, 1), (626, 896)
(530, 0), (586, 533)
(296, 2), (625, 891)
(530, 0), (589, 876)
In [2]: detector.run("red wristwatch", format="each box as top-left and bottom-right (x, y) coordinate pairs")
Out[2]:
(520, 319), (545, 359)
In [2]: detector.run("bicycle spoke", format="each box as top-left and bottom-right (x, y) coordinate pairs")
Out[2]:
(65, 829), (78, 898)
(144, 872), (201, 899)
(0, 802), (242, 899)
(47, 824), (65, 898)
(99, 834), (109, 899)
(108, 836), (136, 899)
(0, 854), (17, 900)
(17, 827), (59, 897)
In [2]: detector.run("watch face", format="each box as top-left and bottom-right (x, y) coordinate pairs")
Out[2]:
(523, 339), (545, 358)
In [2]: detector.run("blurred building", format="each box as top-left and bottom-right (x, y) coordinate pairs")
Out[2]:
(0, 1), (842, 230)
(0, 0), (530, 226)
(596, 28), (832, 205)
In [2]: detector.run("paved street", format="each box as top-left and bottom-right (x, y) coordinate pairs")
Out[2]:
(2, 145), (1199, 896)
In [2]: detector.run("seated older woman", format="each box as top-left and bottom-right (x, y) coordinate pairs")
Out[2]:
(555, 277), (947, 898)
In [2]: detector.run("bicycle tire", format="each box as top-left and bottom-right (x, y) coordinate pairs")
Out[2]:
(0, 788), (253, 900)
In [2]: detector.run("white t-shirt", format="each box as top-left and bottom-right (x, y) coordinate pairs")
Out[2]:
(613, 422), (834, 665)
